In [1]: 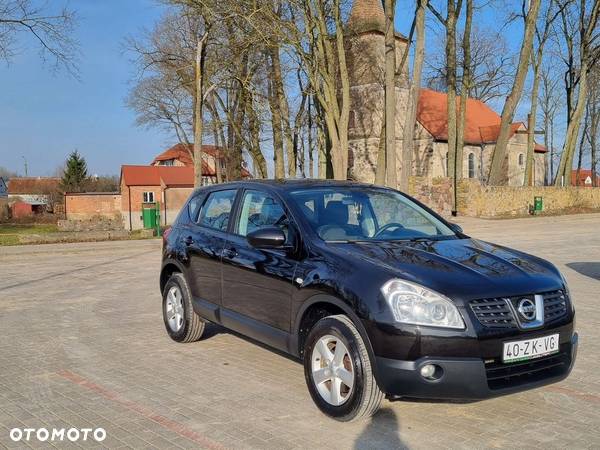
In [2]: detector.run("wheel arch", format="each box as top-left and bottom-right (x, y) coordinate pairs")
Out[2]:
(160, 259), (186, 294)
(293, 295), (376, 363)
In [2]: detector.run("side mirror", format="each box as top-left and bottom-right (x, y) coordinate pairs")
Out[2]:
(448, 222), (463, 234)
(247, 227), (287, 249)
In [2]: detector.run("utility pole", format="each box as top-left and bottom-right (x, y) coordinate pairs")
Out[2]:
(22, 156), (28, 177)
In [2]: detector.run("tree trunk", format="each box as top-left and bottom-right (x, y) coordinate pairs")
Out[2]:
(269, 46), (296, 178)
(193, 33), (209, 188)
(400, 0), (428, 192)
(524, 66), (541, 186)
(445, 0), (459, 183)
(246, 92), (268, 178)
(268, 72), (286, 179)
(556, 65), (588, 185)
(455, 0), (472, 186)
(488, 0), (541, 185)
(384, 0), (397, 188)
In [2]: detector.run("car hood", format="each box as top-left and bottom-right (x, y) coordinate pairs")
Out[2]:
(332, 238), (563, 302)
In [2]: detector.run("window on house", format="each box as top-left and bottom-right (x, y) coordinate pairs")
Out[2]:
(468, 153), (476, 179)
(162, 159), (174, 166)
(143, 192), (155, 203)
(518, 154), (524, 166)
(349, 111), (356, 129)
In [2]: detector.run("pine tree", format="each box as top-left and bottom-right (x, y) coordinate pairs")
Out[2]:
(61, 150), (88, 192)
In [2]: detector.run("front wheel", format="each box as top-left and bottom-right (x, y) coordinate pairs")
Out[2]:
(303, 315), (383, 421)
(162, 273), (205, 343)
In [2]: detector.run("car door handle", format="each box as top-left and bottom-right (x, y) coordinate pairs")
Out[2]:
(222, 247), (238, 258)
(184, 236), (194, 246)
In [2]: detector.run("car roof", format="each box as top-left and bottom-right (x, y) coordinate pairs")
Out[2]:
(196, 179), (380, 194)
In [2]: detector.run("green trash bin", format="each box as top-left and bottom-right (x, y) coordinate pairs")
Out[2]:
(142, 206), (157, 229)
(534, 196), (543, 214)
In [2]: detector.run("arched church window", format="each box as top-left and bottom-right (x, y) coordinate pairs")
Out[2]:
(349, 111), (356, 129)
(518, 153), (524, 166)
(468, 153), (475, 179)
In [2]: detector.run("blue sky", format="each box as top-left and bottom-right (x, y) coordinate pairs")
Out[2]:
(0, 1), (543, 177)
(0, 0), (172, 177)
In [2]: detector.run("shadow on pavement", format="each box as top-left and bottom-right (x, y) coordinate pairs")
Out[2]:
(566, 262), (600, 281)
(354, 408), (407, 449)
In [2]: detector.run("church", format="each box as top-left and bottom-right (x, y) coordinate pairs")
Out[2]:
(345, 0), (547, 186)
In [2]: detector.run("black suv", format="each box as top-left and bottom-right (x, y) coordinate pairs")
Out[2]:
(160, 180), (577, 421)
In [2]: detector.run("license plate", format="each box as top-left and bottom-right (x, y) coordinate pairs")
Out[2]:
(502, 334), (559, 363)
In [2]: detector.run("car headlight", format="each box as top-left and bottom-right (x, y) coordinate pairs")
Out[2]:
(381, 279), (465, 329)
(559, 270), (571, 297)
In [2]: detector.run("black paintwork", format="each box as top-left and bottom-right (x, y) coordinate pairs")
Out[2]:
(161, 180), (577, 399)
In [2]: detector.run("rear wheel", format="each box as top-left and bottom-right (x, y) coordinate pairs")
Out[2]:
(162, 273), (204, 343)
(303, 314), (383, 421)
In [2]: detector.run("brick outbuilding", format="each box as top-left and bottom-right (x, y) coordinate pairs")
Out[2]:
(120, 165), (195, 230)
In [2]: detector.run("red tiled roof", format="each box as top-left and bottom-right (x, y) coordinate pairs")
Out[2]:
(151, 143), (252, 178)
(7, 177), (61, 194)
(121, 166), (195, 187)
(152, 143), (223, 167)
(571, 169), (597, 186)
(417, 89), (546, 152)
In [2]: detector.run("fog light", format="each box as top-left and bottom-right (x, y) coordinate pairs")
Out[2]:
(420, 364), (436, 379)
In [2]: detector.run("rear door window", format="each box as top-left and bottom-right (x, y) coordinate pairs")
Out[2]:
(197, 189), (237, 231)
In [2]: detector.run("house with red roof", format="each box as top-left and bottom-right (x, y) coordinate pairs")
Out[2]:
(151, 143), (251, 182)
(119, 165), (196, 230)
(345, 0), (547, 186)
(571, 169), (598, 187)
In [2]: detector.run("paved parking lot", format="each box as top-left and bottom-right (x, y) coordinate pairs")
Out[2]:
(0, 213), (599, 449)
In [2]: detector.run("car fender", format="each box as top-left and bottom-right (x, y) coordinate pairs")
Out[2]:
(291, 293), (383, 387)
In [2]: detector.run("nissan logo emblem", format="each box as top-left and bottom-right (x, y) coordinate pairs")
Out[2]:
(518, 298), (536, 320)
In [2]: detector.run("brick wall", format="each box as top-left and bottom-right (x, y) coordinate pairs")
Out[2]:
(163, 187), (193, 225)
(458, 180), (600, 217)
(408, 176), (453, 217)
(65, 193), (121, 221)
(408, 177), (600, 218)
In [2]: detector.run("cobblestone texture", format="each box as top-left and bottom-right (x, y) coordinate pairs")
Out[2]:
(0, 213), (599, 449)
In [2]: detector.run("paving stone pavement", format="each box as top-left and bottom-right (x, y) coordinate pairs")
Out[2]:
(0, 213), (599, 449)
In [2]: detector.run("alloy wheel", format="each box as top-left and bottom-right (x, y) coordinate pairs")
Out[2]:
(310, 335), (355, 406)
(166, 286), (184, 332)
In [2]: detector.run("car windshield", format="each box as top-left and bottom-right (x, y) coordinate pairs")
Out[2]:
(289, 187), (457, 242)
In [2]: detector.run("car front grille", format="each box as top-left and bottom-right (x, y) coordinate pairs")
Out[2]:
(543, 290), (569, 323)
(485, 346), (571, 390)
(469, 298), (515, 328)
(470, 289), (569, 329)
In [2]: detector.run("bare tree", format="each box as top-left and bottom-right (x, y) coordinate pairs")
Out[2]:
(400, 0), (428, 192)
(538, 64), (562, 183)
(429, 0), (462, 187)
(488, 0), (542, 185)
(285, 0), (351, 180)
(555, 0), (600, 186)
(524, 0), (562, 186)
(384, 0), (397, 188)
(0, 0), (78, 74)
(425, 27), (515, 103)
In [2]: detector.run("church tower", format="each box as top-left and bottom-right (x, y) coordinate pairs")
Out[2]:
(345, 0), (410, 182)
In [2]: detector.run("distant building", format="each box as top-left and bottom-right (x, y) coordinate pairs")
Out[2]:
(120, 165), (195, 230)
(571, 169), (598, 187)
(346, 0), (547, 186)
(151, 143), (251, 183)
(0, 177), (7, 198)
(7, 177), (61, 207)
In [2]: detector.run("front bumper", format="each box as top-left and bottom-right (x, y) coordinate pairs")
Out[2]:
(375, 332), (578, 400)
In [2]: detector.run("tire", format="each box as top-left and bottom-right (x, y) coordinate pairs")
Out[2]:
(303, 314), (383, 421)
(162, 272), (205, 343)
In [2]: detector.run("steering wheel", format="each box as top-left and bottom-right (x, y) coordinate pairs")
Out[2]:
(373, 222), (405, 238)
